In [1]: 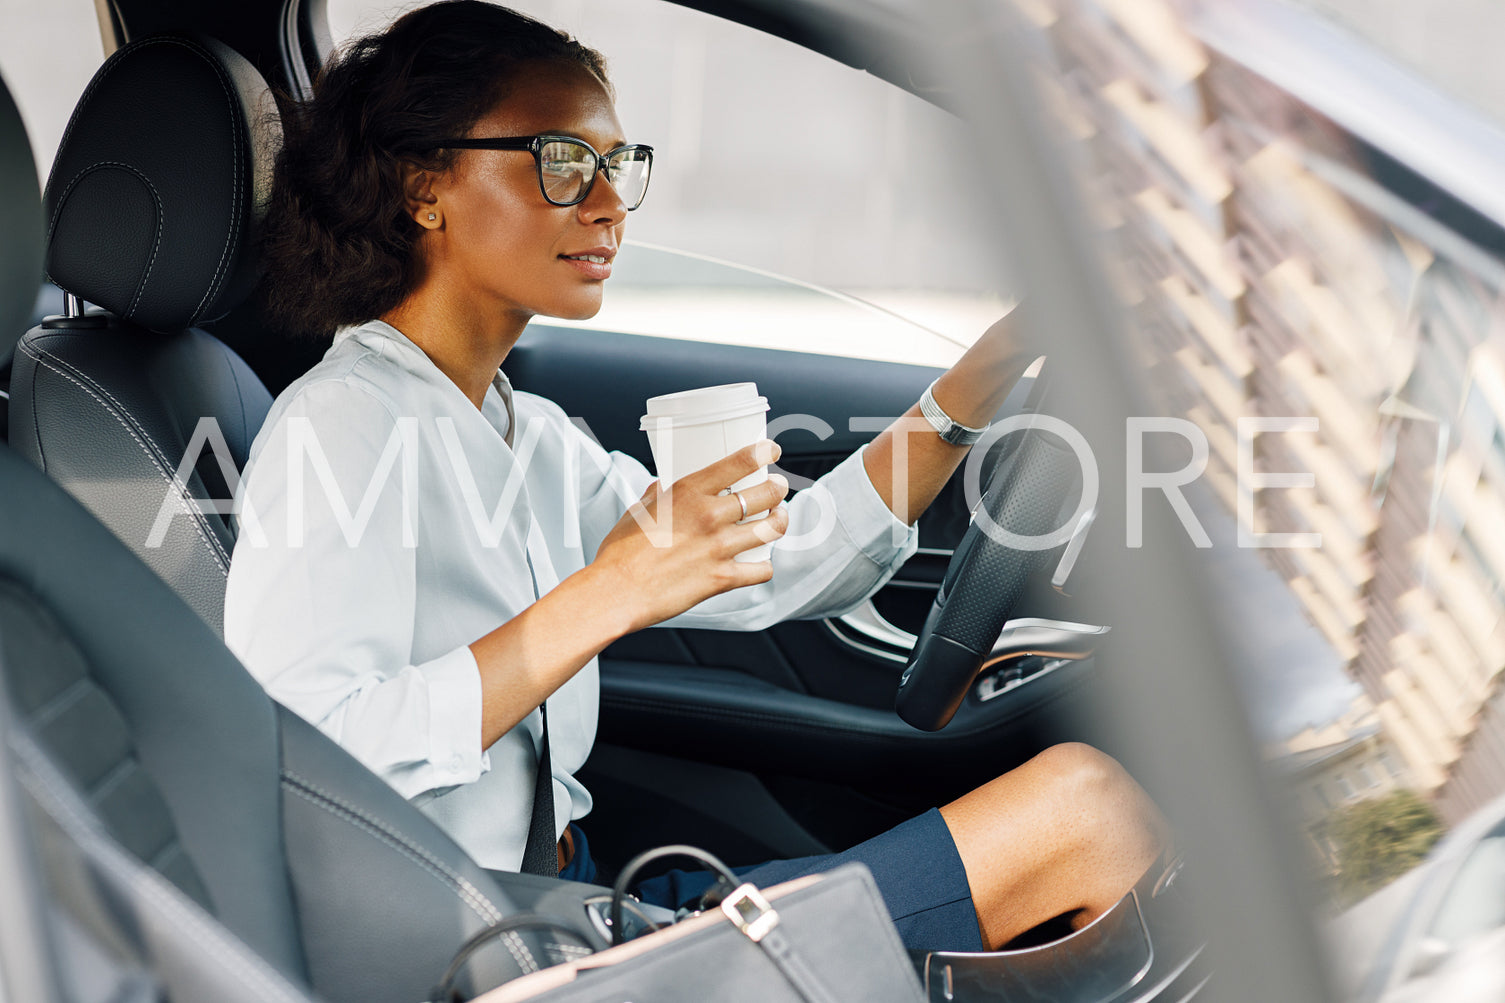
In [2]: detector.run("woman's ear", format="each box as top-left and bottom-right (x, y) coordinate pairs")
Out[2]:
(400, 160), (443, 229)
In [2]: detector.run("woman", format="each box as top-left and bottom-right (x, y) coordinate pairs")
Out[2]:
(226, 0), (1166, 952)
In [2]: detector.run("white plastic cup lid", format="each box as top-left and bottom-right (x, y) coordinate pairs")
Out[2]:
(640, 382), (769, 430)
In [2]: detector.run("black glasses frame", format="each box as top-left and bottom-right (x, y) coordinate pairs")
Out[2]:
(436, 134), (654, 209)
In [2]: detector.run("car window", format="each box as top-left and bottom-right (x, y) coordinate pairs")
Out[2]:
(1287, 0), (1505, 134)
(0, 0), (105, 185)
(1011, 0), (1505, 942)
(322, 0), (1009, 366)
(1427, 826), (1505, 947)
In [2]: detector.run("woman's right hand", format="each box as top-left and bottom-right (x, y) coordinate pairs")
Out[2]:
(593, 439), (790, 631)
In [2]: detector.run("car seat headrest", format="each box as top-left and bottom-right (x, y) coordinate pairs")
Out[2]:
(44, 35), (279, 332)
(0, 70), (44, 357)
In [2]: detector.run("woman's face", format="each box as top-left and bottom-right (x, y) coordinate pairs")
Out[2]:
(420, 60), (630, 325)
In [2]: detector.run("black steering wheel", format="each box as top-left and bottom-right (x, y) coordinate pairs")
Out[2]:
(895, 403), (1091, 731)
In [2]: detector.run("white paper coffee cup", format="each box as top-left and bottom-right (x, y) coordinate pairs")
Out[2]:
(640, 382), (773, 563)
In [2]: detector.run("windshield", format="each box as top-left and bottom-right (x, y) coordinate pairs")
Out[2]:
(544, 240), (999, 366)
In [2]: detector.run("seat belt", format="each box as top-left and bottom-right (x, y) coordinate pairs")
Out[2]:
(519, 705), (556, 875)
(497, 381), (556, 878)
(518, 549), (557, 877)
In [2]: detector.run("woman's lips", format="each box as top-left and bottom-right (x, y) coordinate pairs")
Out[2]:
(559, 252), (613, 280)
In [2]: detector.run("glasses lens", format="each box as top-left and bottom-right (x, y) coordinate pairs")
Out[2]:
(606, 148), (652, 209)
(538, 139), (595, 205)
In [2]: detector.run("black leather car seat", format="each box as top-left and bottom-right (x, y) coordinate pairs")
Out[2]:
(0, 410), (602, 1003)
(0, 58), (314, 1003)
(7, 35), (277, 634)
(0, 47), (610, 1003)
(0, 79), (41, 368)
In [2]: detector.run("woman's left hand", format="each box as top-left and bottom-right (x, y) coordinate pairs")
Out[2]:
(932, 309), (1034, 430)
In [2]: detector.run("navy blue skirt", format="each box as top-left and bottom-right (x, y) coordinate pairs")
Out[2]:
(558, 808), (983, 952)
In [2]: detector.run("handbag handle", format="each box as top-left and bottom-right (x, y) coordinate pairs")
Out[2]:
(429, 912), (599, 1003)
(608, 844), (740, 946)
(610, 845), (844, 1003)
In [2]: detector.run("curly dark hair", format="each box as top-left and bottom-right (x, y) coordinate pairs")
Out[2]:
(261, 1), (610, 338)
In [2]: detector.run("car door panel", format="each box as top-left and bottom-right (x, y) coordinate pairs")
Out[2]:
(505, 326), (1063, 707)
(594, 657), (1096, 791)
(505, 323), (941, 465)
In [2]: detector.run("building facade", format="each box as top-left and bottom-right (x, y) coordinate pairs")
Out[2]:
(1028, 0), (1505, 824)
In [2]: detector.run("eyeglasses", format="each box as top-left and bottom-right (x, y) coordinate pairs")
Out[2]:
(436, 134), (653, 210)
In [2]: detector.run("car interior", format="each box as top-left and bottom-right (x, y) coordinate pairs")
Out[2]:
(0, 1), (1340, 1001)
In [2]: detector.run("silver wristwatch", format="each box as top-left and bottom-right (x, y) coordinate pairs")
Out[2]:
(919, 379), (989, 446)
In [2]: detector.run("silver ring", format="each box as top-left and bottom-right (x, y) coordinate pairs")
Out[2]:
(733, 491), (748, 520)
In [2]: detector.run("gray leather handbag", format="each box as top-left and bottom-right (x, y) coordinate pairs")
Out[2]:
(462, 854), (926, 1003)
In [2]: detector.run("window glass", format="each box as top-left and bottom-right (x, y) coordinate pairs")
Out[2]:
(0, 0), (105, 185)
(1022, 0), (1505, 927)
(322, 0), (1010, 365)
(1287, 0), (1505, 134)
(1427, 829), (1505, 948)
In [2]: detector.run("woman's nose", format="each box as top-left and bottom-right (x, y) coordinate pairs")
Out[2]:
(577, 171), (628, 225)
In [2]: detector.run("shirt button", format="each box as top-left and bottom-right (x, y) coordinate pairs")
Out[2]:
(447, 754), (463, 773)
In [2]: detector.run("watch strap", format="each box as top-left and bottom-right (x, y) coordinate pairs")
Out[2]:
(919, 379), (988, 446)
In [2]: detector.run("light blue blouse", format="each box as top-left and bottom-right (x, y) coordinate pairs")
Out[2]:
(224, 319), (918, 870)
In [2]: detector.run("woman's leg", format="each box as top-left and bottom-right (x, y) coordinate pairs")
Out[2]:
(941, 742), (1169, 949)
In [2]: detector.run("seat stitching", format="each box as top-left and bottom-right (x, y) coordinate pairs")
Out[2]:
(146, 837), (190, 875)
(17, 341), (231, 571)
(43, 41), (147, 222)
(28, 676), (91, 728)
(231, 353), (250, 446)
(21, 339), (232, 569)
(85, 757), (136, 805)
(128, 848), (311, 1002)
(44, 42), (139, 211)
(279, 768), (526, 927)
(14, 742), (312, 1003)
(172, 38), (243, 322)
(545, 943), (593, 959)
(280, 779), (537, 974)
(498, 930), (539, 976)
(26, 340), (45, 467)
(44, 162), (164, 318)
(279, 769), (504, 915)
(46, 36), (208, 200)
(278, 771), (507, 922)
(220, 348), (249, 503)
(278, 782), (496, 923)
(45, 37), (243, 324)
(169, 37), (240, 322)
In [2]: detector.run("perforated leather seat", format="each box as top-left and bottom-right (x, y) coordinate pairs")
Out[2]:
(8, 35), (277, 633)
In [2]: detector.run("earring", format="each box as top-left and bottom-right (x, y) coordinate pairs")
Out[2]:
(427, 212), (436, 221)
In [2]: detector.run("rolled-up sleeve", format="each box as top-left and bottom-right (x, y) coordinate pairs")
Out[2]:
(224, 380), (488, 801)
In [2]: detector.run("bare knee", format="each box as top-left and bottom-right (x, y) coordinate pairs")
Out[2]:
(1027, 743), (1165, 856)
(1028, 742), (1127, 805)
